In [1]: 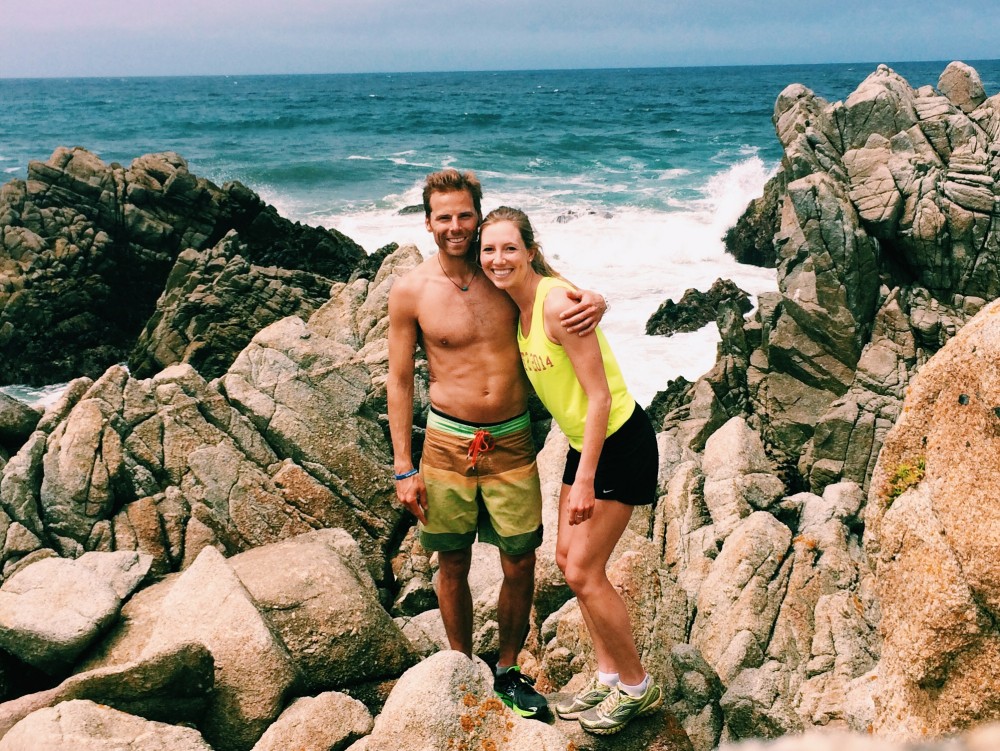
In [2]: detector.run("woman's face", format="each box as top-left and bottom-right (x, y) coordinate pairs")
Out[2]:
(479, 220), (534, 291)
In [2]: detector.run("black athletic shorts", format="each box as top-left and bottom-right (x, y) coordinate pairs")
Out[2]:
(561, 403), (659, 505)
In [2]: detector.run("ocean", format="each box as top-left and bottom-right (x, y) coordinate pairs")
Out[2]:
(2, 60), (999, 407)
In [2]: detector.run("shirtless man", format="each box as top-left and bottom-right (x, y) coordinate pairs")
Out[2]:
(387, 168), (605, 717)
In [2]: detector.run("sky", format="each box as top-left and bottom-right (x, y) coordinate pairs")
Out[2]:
(1, 0), (997, 78)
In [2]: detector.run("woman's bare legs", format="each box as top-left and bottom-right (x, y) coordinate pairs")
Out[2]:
(555, 484), (645, 685)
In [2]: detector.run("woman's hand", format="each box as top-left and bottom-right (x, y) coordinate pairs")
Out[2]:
(567, 478), (596, 525)
(395, 473), (428, 524)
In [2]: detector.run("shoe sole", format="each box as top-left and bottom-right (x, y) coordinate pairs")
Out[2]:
(579, 692), (664, 735)
(555, 700), (606, 720)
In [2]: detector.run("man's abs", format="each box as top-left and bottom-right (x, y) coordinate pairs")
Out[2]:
(425, 347), (529, 423)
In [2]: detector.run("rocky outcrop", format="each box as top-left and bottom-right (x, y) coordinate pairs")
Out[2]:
(0, 147), (365, 386)
(127, 232), (338, 381)
(687, 61), (1000, 495)
(0, 245), (421, 584)
(646, 278), (753, 337)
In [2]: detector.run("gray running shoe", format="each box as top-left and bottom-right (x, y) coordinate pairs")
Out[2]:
(554, 675), (613, 719)
(578, 680), (663, 735)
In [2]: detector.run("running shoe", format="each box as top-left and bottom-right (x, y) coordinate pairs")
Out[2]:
(554, 674), (613, 719)
(578, 680), (663, 735)
(494, 666), (549, 718)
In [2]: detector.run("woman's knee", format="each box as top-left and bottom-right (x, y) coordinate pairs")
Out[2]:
(562, 560), (601, 594)
(555, 548), (569, 575)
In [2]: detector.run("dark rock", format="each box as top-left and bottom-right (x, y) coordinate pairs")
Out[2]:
(647, 376), (694, 429)
(724, 175), (783, 268)
(646, 279), (752, 337)
(0, 147), (366, 387)
(127, 232), (338, 380)
(556, 209), (614, 224)
(348, 242), (398, 284)
(0, 392), (41, 454)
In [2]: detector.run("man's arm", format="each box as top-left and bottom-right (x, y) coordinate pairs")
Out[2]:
(387, 280), (428, 524)
(559, 288), (608, 335)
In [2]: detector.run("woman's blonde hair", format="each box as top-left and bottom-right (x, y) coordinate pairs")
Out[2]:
(479, 206), (560, 278)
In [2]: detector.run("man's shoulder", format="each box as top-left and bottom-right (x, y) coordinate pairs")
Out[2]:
(390, 257), (434, 297)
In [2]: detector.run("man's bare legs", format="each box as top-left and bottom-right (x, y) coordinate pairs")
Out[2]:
(497, 549), (536, 668)
(437, 547), (474, 656)
(493, 547), (548, 717)
(436, 546), (536, 663)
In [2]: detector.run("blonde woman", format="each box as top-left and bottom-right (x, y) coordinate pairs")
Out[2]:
(478, 206), (661, 735)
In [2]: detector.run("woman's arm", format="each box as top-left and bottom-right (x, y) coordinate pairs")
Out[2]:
(544, 288), (611, 525)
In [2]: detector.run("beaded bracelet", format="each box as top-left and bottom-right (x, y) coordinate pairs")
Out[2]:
(393, 468), (419, 481)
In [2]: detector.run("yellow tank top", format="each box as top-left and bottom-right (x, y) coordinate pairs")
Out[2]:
(517, 277), (635, 451)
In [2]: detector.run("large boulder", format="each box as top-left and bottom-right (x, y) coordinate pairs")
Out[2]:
(865, 297), (1000, 739)
(345, 651), (569, 751)
(0, 641), (213, 736)
(0, 556), (130, 673)
(0, 699), (214, 751)
(136, 546), (297, 751)
(229, 529), (417, 691)
(0, 393), (40, 457)
(250, 692), (372, 751)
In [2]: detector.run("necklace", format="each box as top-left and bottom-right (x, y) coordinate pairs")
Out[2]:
(437, 253), (475, 292)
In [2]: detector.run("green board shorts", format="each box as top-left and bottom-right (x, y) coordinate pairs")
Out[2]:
(418, 407), (543, 556)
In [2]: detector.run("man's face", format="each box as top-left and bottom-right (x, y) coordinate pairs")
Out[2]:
(425, 190), (480, 258)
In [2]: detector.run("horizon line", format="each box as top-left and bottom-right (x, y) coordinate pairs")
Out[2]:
(3, 57), (998, 83)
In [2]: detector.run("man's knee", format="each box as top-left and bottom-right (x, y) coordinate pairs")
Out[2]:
(437, 548), (473, 579)
(500, 549), (536, 581)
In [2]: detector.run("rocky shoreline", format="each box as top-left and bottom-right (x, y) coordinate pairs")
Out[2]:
(1, 60), (1000, 749)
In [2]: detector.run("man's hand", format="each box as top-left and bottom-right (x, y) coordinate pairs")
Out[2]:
(560, 288), (607, 335)
(395, 473), (428, 525)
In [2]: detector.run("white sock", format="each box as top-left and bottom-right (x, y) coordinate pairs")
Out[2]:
(597, 670), (620, 688)
(619, 673), (650, 697)
(495, 664), (514, 676)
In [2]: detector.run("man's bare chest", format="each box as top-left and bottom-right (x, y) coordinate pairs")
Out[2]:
(418, 289), (516, 350)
